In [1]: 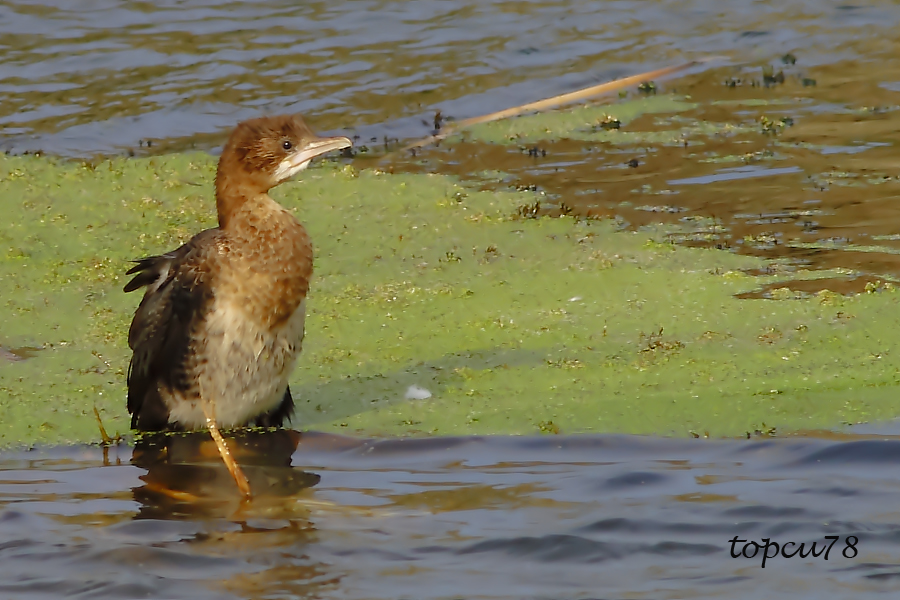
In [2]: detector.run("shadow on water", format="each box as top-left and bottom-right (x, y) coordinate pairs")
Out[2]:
(292, 345), (556, 431)
(3, 428), (900, 598)
(0, 344), (41, 363)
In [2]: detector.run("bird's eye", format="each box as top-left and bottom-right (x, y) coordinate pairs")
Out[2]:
(282, 140), (293, 150)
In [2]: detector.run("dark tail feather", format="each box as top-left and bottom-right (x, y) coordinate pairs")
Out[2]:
(125, 229), (219, 294)
(123, 255), (173, 293)
(254, 386), (296, 428)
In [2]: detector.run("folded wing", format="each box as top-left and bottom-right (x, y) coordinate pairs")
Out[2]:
(124, 229), (221, 430)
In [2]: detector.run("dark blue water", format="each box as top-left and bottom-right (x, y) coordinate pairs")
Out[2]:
(2, 429), (900, 598)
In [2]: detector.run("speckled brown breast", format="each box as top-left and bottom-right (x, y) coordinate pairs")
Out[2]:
(219, 197), (313, 329)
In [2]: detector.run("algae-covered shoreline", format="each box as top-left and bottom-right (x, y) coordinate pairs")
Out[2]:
(1, 131), (899, 447)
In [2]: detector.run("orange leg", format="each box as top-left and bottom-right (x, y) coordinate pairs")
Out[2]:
(201, 404), (252, 499)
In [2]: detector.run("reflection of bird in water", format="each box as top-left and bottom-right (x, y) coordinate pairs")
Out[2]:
(123, 115), (351, 497)
(132, 429), (320, 519)
(131, 430), (377, 521)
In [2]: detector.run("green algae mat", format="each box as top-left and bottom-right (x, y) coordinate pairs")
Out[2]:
(1, 143), (899, 447)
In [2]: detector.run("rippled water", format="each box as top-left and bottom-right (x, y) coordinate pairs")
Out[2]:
(4, 430), (900, 598)
(1, 0), (898, 156)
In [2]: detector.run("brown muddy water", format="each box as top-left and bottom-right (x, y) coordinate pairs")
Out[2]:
(5, 1), (900, 598)
(5, 429), (900, 599)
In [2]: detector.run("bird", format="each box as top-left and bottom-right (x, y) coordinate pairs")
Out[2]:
(123, 114), (352, 496)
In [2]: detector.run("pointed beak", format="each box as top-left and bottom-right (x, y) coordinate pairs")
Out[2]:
(275, 135), (353, 181)
(295, 135), (353, 165)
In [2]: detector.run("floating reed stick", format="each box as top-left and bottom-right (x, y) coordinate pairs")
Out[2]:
(403, 59), (710, 151)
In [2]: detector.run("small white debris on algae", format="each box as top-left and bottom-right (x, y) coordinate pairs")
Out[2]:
(405, 385), (433, 400)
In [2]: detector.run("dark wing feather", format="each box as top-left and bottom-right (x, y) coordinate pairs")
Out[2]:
(124, 228), (221, 430)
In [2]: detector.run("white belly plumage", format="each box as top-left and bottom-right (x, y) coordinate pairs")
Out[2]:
(166, 298), (306, 429)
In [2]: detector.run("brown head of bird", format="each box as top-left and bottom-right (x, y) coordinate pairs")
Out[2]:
(214, 115), (352, 229)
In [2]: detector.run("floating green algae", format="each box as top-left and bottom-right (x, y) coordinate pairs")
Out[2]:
(1, 151), (899, 447)
(457, 94), (711, 144)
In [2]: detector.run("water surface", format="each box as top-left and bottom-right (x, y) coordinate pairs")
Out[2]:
(3, 430), (900, 598)
(0, 0), (897, 156)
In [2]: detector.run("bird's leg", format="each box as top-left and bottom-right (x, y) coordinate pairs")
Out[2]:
(201, 402), (252, 499)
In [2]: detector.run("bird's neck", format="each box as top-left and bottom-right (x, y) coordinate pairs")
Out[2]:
(216, 190), (274, 230)
(214, 157), (273, 229)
